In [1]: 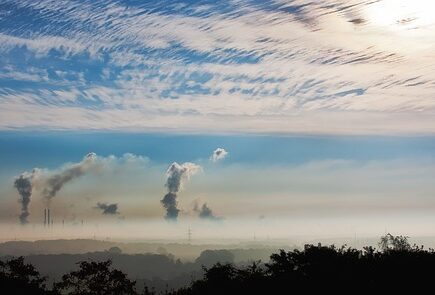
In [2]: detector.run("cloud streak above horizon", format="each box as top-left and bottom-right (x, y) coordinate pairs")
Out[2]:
(0, 0), (435, 134)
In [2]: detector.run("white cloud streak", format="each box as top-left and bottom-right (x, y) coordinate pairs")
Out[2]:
(0, 0), (435, 134)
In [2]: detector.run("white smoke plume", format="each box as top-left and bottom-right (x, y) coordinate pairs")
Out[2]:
(161, 162), (202, 220)
(211, 148), (228, 163)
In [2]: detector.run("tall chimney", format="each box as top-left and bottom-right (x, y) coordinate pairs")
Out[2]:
(44, 209), (47, 227)
(47, 209), (50, 227)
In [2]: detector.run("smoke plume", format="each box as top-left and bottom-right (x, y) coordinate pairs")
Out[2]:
(42, 152), (98, 203)
(13, 152), (101, 224)
(161, 162), (201, 220)
(211, 148), (228, 163)
(95, 202), (119, 215)
(13, 152), (147, 224)
(194, 201), (221, 220)
(13, 171), (36, 224)
(161, 192), (179, 219)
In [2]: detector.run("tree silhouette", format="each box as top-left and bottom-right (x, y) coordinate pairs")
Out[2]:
(55, 260), (136, 295)
(4, 234), (435, 294)
(169, 235), (435, 294)
(378, 233), (411, 252)
(142, 285), (156, 295)
(0, 256), (49, 294)
(379, 234), (391, 251)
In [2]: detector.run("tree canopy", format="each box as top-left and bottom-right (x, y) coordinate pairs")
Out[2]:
(54, 260), (136, 295)
(0, 256), (49, 294)
(2, 234), (434, 294)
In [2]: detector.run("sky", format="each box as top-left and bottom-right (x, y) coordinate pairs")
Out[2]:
(1, 0), (435, 134)
(1, 0), (435, 241)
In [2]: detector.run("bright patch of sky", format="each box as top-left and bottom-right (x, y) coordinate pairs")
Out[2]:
(0, 0), (435, 134)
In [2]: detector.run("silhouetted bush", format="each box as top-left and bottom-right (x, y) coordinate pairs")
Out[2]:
(54, 260), (136, 295)
(172, 234), (435, 294)
(0, 256), (50, 294)
(4, 234), (435, 294)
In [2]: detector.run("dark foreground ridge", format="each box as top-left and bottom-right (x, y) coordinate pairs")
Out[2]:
(1, 234), (433, 294)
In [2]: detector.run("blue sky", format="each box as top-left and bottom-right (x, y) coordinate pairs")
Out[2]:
(1, 0), (435, 134)
(1, 0), (435, 237)
(1, 132), (434, 198)
(1, 132), (435, 173)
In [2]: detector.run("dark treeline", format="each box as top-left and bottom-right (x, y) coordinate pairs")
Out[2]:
(5, 247), (239, 292)
(1, 234), (433, 294)
(0, 239), (280, 261)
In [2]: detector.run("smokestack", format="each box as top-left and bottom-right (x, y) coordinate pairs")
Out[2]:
(47, 209), (50, 227)
(44, 209), (47, 227)
(13, 153), (100, 225)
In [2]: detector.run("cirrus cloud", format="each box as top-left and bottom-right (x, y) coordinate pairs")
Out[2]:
(0, 0), (434, 135)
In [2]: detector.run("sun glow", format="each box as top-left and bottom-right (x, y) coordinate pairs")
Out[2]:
(366, 0), (435, 32)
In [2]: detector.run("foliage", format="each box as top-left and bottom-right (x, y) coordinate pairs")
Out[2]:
(4, 234), (435, 294)
(0, 256), (49, 294)
(378, 233), (411, 251)
(172, 235), (435, 294)
(54, 260), (136, 295)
